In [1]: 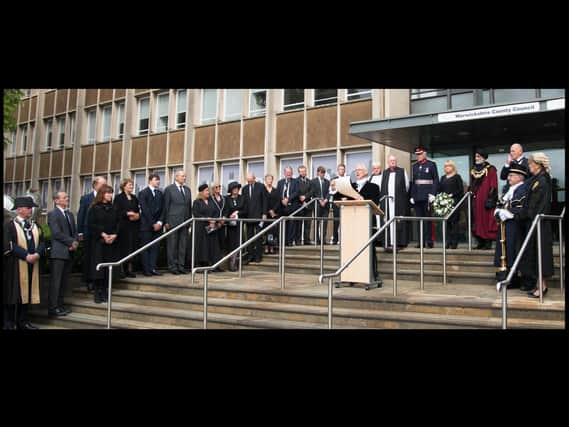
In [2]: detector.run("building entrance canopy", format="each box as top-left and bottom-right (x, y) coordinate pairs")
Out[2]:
(349, 98), (565, 155)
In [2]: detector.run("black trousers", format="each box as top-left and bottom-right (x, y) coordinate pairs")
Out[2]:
(245, 222), (263, 262)
(49, 258), (72, 311)
(332, 207), (340, 243)
(3, 304), (29, 328)
(414, 201), (433, 245)
(294, 207), (312, 243)
(446, 217), (459, 246)
(314, 207), (329, 243)
(140, 229), (160, 273)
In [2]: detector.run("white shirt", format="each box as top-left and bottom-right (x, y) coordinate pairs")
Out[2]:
(503, 181), (523, 202)
(147, 185), (162, 225)
(356, 177), (368, 192)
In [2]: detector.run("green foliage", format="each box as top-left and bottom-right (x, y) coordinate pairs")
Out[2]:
(4, 89), (23, 146)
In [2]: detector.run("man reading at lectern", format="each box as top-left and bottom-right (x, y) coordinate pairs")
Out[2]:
(348, 164), (383, 286)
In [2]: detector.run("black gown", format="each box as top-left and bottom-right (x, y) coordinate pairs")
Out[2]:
(86, 202), (120, 282)
(113, 192), (141, 260)
(193, 198), (222, 266)
(438, 174), (464, 246)
(223, 195), (247, 252)
(210, 194), (226, 252)
(263, 186), (280, 246)
(517, 172), (554, 282)
(379, 167), (410, 246)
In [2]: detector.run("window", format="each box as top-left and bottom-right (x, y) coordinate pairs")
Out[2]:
(15, 182), (25, 198)
(201, 89), (217, 124)
(20, 125), (28, 154)
(247, 160), (265, 183)
(82, 176), (93, 195)
(493, 89), (537, 104)
(250, 89), (267, 116)
(69, 113), (76, 145)
(63, 177), (71, 198)
(5, 183), (13, 197)
(45, 119), (53, 149)
(540, 88), (565, 99)
(345, 150), (372, 180)
(410, 89), (448, 99)
(9, 131), (16, 155)
(53, 179), (63, 198)
(176, 89), (186, 129)
(311, 153), (337, 180)
(314, 89), (338, 106)
(87, 110), (96, 144)
(57, 116), (65, 148)
(279, 156), (303, 178)
(102, 105), (112, 141)
(224, 89), (243, 120)
(155, 93), (169, 132)
(221, 163), (239, 194)
(151, 169), (165, 190)
(283, 89), (304, 111)
(117, 102), (125, 138)
(138, 97), (150, 135)
(197, 165), (214, 188)
(133, 171), (146, 195)
(170, 166), (184, 185)
(40, 180), (48, 210)
(112, 173), (121, 195)
(347, 89), (372, 101)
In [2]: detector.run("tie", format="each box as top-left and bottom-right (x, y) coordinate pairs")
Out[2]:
(179, 185), (184, 197)
(249, 184), (253, 199)
(64, 210), (73, 234)
(319, 178), (323, 197)
(152, 188), (155, 198)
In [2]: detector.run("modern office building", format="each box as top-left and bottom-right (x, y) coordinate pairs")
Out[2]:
(4, 89), (565, 222)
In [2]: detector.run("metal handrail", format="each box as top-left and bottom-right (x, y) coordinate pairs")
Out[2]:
(96, 217), (195, 329)
(443, 191), (473, 251)
(496, 207), (565, 329)
(318, 216), (397, 329)
(193, 197), (322, 329)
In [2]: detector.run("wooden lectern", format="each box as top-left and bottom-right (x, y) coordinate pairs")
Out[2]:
(334, 200), (383, 290)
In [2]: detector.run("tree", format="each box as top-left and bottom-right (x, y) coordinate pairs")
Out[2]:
(4, 89), (23, 146)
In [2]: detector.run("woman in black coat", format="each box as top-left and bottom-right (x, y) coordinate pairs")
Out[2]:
(262, 174), (280, 254)
(516, 153), (554, 298)
(438, 160), (464, 249)
(87, 185), (119, 304)
(209, 182), (226, 254)
(193, 184), (223, 271)
(113, 178), (141, 278)
(223, 181), (247, 271)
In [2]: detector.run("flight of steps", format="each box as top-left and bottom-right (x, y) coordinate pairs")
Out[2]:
(29, 243), (565, 329)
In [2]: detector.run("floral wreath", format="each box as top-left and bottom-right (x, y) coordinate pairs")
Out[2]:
(432, 192), (455, 217)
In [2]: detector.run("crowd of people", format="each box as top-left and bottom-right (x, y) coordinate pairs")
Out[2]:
(2, 143), (558, 328)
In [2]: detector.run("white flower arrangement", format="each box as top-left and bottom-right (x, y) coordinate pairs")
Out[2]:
(432, 192), (455, 217)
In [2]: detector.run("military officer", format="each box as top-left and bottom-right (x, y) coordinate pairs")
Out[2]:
(410, 146), (439, 248)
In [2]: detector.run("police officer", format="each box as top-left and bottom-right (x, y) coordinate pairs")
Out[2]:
(410, 146), (439, 248)
(493, 164), (528, 287)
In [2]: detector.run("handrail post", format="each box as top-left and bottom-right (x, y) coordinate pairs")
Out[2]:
(314, 202), (318, 246)
(467, 193), (472, 251)
(107, 266), (113, 329)
(501, 284), (508, 329)
(320, 218), (324, 276)
(281, 218), (286, 289)
(392, 218), (397, 296)
(203, 270), (208, 329)
(420, 219), (424, 290)
(239, 221), (243, 278)
(559, 217), (564, 296)
(279, 220), (283, 277)
(384, 198), (388, 250)
(191, 220), (196, 285)
(328, 277), (333, 329)
(442, 219), (447, 286)
(537, 217), (543, 304)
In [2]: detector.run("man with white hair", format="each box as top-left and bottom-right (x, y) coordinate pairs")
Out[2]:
(242, 172), (265, 263)
(500, 143), (528, 195)
(380, 155), (410, 251)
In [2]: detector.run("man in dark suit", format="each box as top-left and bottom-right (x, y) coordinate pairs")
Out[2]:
(295, 165), (313, 245)
(276, 166), (299, 246)
(310, 166), (330, 244)
(138, 174), (164, 276)
(47, 191), (79, 316)
(242, 173), (265, 263)
(410, 147), (439, 248)
(163, 170), (192, 274)
(499, 143), (528, 195)
(77, 176), (107, 291)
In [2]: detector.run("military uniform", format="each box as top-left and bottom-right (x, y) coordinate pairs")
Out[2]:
(410, 150), (439, 246)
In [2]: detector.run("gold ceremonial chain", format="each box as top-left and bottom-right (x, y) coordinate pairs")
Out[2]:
(470, 166), (489, 179)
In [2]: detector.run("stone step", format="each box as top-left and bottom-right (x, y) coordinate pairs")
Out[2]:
(60, 297), (331, 329)
(71, 288), (563, 329)
(28, 310), (188, 329)
(103, 280), (565, 322)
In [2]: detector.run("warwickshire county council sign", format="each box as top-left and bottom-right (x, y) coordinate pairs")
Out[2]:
(437, 102), (540, 123)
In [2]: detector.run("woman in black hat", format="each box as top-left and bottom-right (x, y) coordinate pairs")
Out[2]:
(468, 148), (498, 249)
(192, 184), (223, 271)
(223, 181), (246, 271)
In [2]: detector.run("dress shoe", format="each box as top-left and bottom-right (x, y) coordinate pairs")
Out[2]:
(60, 306), (72, 315)
(427, 242), (434, 248)
(3, 323), (17, 330)
(100, 291), (108, 303)
(151, 270), (162, 276)
(178, 269), (189, 274)
(48, 307), (67, 317)
(87, 282), (94, 291)
(304, 241), (313, 245)
(126, 271), (136, 278)
(169, 270), (180, 275)
(528, 287), (548, 298)
(143, 272), (153, 277)
(18, 321), (38, 330)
